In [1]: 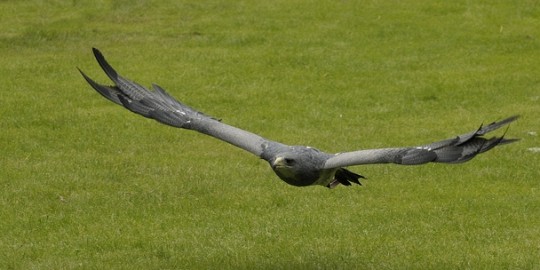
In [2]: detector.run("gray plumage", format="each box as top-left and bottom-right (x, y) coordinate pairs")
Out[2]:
(79, 48), (519, 188)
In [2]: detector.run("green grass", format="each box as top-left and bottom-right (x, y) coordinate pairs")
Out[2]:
(1, 0), (539, 269)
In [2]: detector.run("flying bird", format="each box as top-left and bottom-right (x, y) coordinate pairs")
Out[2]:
(79, 48), (519, 188)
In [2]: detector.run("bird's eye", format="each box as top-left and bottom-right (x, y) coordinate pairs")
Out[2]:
(284, 158), (295, 165)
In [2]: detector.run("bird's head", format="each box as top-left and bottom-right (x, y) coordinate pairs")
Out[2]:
(272, 156), (298, 178)
(269, 147), (328, 187)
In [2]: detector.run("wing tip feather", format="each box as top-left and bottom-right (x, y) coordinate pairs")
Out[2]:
(92, 47), (119, 82)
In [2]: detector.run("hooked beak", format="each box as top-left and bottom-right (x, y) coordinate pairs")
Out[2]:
(272, 157), (287, 168)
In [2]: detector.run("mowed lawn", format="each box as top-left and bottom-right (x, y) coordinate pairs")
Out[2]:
(1, 0), (539, 269)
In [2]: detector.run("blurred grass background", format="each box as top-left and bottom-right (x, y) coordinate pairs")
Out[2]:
(1, 0), (539, 269)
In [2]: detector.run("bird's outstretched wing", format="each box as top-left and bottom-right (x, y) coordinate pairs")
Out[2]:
(79, 48), (283, 157)
(323, 116), (519, 169)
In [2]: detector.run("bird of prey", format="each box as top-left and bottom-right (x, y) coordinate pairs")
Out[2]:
(79, 48), (519, 188)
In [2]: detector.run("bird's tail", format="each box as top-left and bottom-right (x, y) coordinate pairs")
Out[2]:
(327, 168), (365, 188)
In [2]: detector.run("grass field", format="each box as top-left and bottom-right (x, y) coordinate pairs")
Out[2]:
(1, 0), (539, 269)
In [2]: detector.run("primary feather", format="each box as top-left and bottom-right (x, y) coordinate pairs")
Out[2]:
(80, 48), (519, 188)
